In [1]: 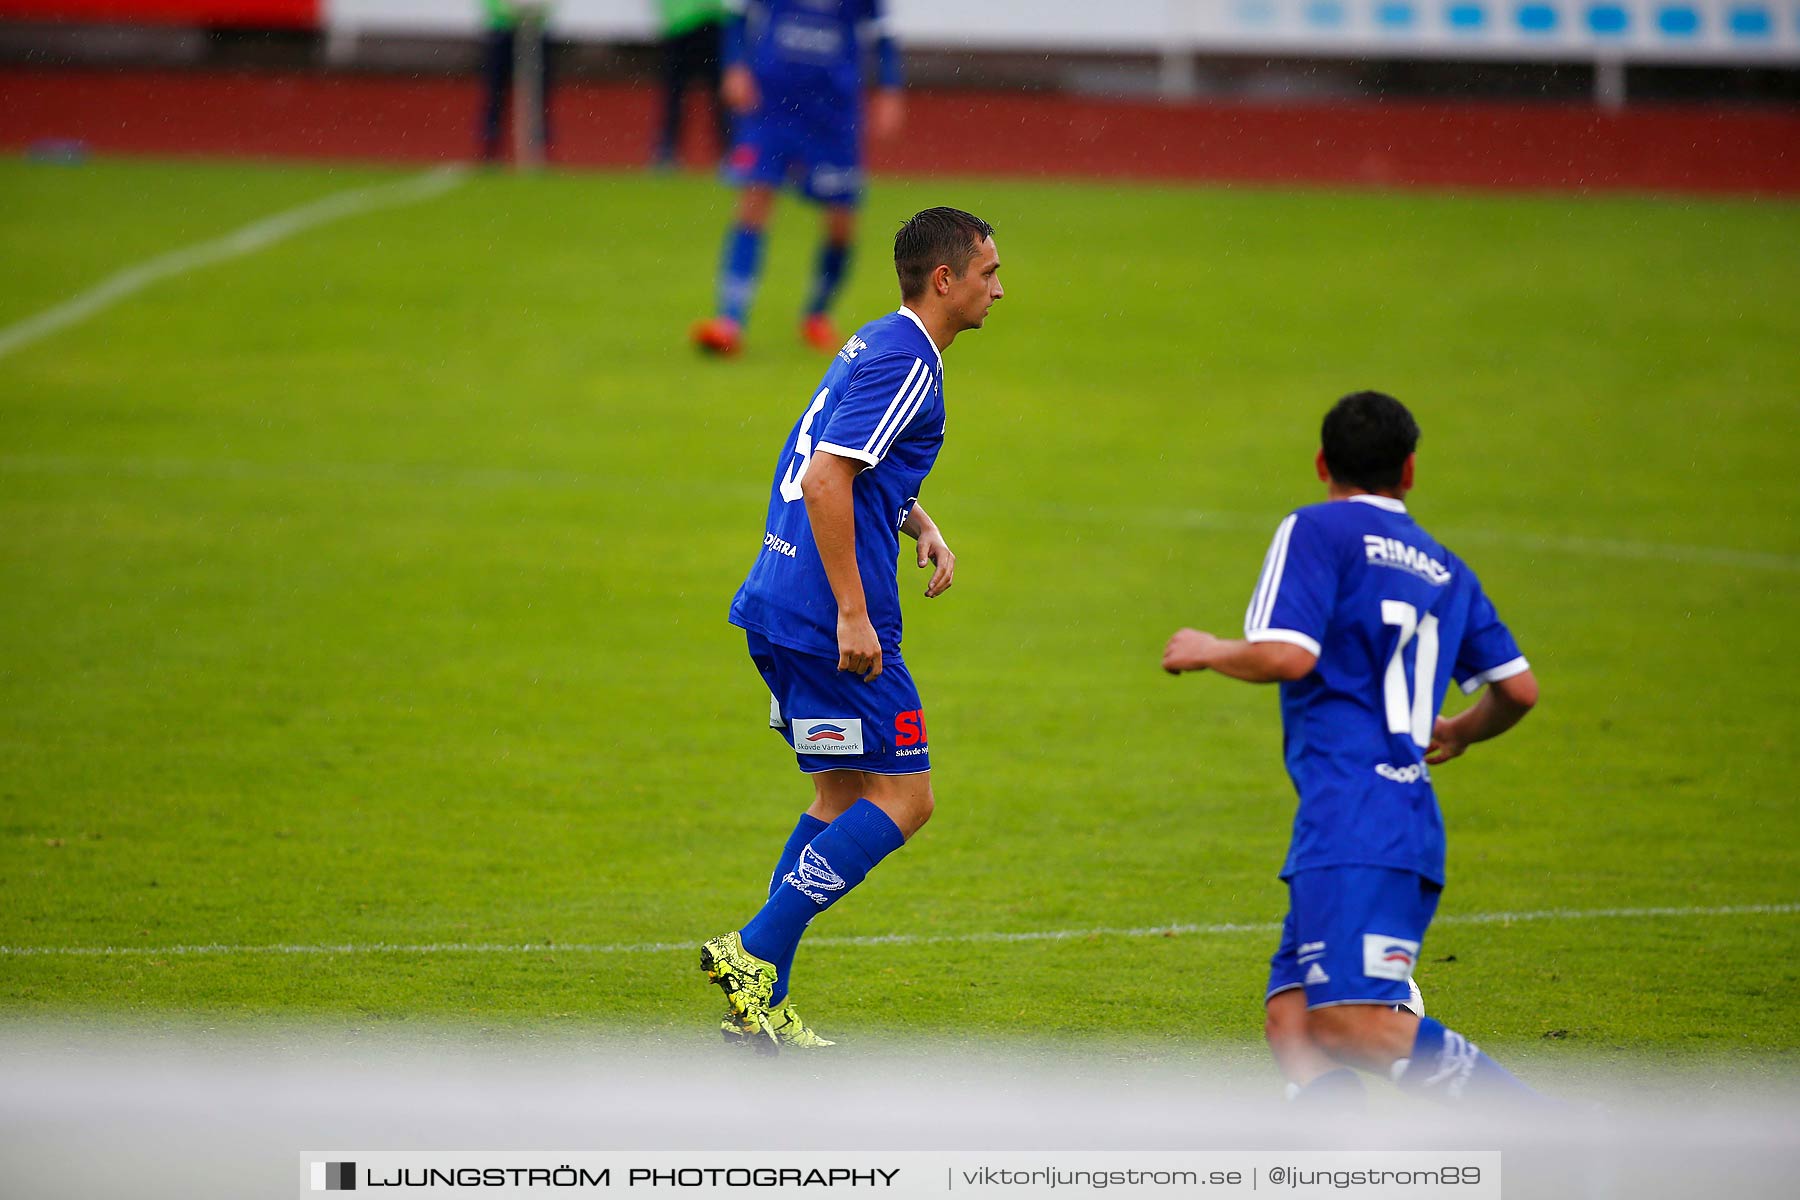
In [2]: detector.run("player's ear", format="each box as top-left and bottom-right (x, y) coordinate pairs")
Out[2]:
(1400, 453), (1415, 493)
(934, 264), (952, 296)
(1315, 449), (1330, 483)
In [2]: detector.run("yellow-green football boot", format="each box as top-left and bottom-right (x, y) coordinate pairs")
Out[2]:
(768, 1003), (836, 1049)
(699, 931), (779, 1054)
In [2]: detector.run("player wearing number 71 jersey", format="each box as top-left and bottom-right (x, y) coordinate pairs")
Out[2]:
(700, 207), (1003, 1052)
(1163, 390), (1547, 1109)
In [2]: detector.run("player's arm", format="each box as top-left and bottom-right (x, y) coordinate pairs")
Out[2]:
(800, 450), (882, 681)
(1426, 670), (1538, 764)
(862, 0), (904, 138)
(1169, 511), (1326, 682)
(720, 1), (758, 111)
(1162, 628), (1316, 682)
(901, 503), (953, 598)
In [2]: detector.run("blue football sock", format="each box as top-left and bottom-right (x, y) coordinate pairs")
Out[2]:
(805, 240), (852, 318)
(1393, 1017), (1544, 1106)
(764, 812), (829, 1005)
(717, 223), (764, 324)
(739, 799), (904, 995)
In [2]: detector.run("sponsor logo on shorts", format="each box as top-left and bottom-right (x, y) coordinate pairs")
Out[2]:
(794, 718), (864, 755)
(810, 164), (862, 197)
(1304, 963), (1331, 986)
(894, 709), (927, 747)
(1376, 762), (1429, 783)
(1363, 934), (1420, 982)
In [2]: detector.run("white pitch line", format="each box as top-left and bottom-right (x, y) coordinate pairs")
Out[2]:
(0, 165), (469, 362)
(2, 903), (1791, 959)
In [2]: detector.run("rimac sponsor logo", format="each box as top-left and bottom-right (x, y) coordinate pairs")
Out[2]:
(310, 1162), (355, 1191)
(1363, 535), (1453, 586)
(1363, 933), (1420, 982)
(763, 531), (798, 559)
(1376, 762), (1429, 784)
(838, 333), (867, 362)
(795, 717), (864, 755)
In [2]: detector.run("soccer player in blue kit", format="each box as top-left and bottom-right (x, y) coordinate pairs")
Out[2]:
(1162, 391), (1547, 1107)
(691, 0), (905, 357)
(700, 208), (1002, 1051)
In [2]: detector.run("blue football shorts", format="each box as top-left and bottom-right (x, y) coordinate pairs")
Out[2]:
(1266, 865), (1443, 1009)
(746, 630), (929, 775)
(726, 95), (863, 205)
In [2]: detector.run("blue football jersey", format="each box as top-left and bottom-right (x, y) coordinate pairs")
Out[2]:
(729, 307), (945, 659)
(1244, 494), (1529, 884)
(735, 0), (885, 105)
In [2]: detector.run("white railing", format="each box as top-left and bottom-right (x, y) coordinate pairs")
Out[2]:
(322, 1), (1800, 65)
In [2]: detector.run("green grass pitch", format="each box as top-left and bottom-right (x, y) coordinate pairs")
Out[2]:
(1, 158), (1796, 1075)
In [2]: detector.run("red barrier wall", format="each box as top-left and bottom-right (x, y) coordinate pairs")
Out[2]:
(0, 2), (316, 26)
(2, 66), (1797, 195)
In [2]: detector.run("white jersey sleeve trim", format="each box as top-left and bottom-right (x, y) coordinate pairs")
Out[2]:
(1247, 628), (1323, 658)
(814, 441), (880, 468)
(860, 357), (926, 458)
(1457, 655), (1531, 694)
(863, 358), (932, 462)
(1244, 513), (1299, 637)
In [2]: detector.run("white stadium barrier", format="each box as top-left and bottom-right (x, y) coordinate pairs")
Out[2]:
(321, 0), (1799, 64)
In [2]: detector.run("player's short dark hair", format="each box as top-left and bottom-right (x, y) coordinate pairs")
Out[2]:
(1321, 391), (1421, 491)
(894, 207), (994, 300)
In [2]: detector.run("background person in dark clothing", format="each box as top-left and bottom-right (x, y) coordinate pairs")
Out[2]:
(479, 0), (555, 164)
(653, 0), (732, 168)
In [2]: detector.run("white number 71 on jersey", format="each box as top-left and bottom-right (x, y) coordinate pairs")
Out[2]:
(1381, 600), (1440, 748)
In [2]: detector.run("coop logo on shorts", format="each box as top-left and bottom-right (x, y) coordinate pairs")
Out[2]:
(794, 718), (864, 755)
(310, 1161), (356, 1191)
(1363, 934), (1420, 982)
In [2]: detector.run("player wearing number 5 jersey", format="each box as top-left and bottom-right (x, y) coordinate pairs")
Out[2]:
(701, 208), (1003, 1052)
(1163, 391), (1548, 1109)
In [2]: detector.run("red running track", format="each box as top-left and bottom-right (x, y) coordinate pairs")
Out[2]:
(2, 66), (1797, 194)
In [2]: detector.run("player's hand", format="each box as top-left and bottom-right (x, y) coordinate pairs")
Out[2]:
(1424, 716), (1469, 765)
(722, 65), (759, 113)
(838, 612), (883, 682)
(869, 89), (904, 140)
(915, 528), (955, 597)
(1162, 628), (1218, 675)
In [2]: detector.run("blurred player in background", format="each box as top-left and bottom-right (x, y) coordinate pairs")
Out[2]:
(691, 0), (906, 356)
(700, 208), (1002, 1051)
(1162, 391), (1547, 1109)
(651, 0), (731, 169)
(477, 0), (555, 163)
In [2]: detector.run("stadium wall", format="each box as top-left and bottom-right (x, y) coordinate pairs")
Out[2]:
(3, 64), (1798, 193)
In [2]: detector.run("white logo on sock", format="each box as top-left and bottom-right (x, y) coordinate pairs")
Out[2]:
(785, 845), (846, 904)
(1421, 1030), (1481, 1098)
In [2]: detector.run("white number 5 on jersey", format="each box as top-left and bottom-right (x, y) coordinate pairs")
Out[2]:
(779, 387), (830, 503)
